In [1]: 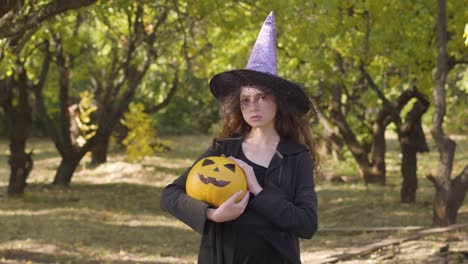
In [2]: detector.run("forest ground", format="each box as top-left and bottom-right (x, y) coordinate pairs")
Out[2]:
(0, 134), (467, 263)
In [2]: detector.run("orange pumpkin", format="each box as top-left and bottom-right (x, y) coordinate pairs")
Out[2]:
(186, 156), (247, 207)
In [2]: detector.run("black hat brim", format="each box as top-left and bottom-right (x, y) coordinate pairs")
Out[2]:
(209, 69), (311, 114)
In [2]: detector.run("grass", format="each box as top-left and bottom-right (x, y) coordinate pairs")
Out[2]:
(0, 134), (467, 263)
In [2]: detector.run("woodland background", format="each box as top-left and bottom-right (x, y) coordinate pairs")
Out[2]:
(0, 0), (467, 263)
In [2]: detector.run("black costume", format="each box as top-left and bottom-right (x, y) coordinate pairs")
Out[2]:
(160, 136), (318, 264)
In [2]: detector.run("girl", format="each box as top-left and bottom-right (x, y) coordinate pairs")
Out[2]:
(160, 12), (318, 264)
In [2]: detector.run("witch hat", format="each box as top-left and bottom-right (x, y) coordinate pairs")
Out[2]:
(209, 11), (311, 114)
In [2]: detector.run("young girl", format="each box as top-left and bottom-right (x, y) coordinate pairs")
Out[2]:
(160, 12), (318, 264)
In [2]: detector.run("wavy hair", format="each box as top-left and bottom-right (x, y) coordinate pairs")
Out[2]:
(217, 85), (320, 177)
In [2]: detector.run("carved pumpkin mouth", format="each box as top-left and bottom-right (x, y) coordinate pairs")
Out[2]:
(197, 173), (230, 187)
(186, 156), (247, 208)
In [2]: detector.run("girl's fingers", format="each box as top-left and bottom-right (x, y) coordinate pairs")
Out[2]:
(229, 156), (251, 172)
(229, 156), (247, 166)
(239, 191), (250, 206)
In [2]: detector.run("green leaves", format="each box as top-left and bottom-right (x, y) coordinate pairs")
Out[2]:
(76, 91), (98, 144)
(464, 23), (468, 47)
(121, 102), (159, 161)
(2, 0), (466, 140)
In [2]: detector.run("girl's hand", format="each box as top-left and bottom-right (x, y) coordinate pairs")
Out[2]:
(229, 156), (263, 196)
(206, 190), (249, 223)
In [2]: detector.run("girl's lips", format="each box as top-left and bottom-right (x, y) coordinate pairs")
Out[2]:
(250, 115), (261, 120)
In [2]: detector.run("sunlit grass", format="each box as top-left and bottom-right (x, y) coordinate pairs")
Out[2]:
(0, 134), (467, 263)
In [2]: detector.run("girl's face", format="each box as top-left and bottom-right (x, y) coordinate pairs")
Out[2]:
(240, 86), (277, 129)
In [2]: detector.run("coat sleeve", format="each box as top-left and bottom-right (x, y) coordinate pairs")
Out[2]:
(249, 152), (318, 239)
(159, 146), (218, 234)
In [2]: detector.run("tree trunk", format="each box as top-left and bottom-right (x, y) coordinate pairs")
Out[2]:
(358, 167), (384, 184)
(399, 99), (429, 203)
(428, 167), (468, 226)
(6, 83), (32, 196)
(400, 145), (417, 203)
(8, 143), (33, 196)
(53, 156), (81, 186)
(113, 121), (129, 147)
(429, 0), (468, 226)
(369, 125), (386, 185)
(91, 135), (110, 165)
(1, 69), (34, 196)
(327, 133), (345, 161)
(5, 106), (33, 196)
(319, 116), (344, 161)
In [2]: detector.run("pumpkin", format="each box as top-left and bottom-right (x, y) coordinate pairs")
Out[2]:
(186, 156), (247, 208)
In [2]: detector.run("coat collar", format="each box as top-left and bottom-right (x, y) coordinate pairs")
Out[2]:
(215, 135), (308, 174)
(277, 137), (309, 156)
(267, 137), (308, 172)
(216, 135), (308, 157)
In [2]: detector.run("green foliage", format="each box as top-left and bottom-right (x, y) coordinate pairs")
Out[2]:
(121, 102), (161, 161)
(2, 0), (466, 139)
(464, 23), (468, 47)
(152, 77), (218, 135)
(74, 91), (98, 146)
(445, 66), (468, 134)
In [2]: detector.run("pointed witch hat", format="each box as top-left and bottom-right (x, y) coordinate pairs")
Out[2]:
(209, 11), (311, 114)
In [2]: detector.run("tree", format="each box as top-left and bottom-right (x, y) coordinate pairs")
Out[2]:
(31, 0), (187, 185)
(258, 1), (464, 190)
(329, 52), (424, 184)
(306, 1), (432, 184)
(0, 0), (98, 196)
(427, 0), (468, 226)
(0, 42), (48, 195)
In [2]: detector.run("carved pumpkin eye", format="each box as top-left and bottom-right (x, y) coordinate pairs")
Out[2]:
(202, 159), (215, 166)
(224, 163), (236, 173)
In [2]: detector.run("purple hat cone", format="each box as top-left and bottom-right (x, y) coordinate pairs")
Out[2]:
(245, 12), (278, 75)
(209, 11), (311, 114)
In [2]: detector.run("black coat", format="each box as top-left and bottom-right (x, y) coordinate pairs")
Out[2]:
(160, 136), (318, 264)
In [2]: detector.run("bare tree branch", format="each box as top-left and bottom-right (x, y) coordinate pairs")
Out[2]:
(32, 40), (63, 156)
(0, 0), (96, 40)
(359, 64), (392, 108)
(145, 69), (179, 114)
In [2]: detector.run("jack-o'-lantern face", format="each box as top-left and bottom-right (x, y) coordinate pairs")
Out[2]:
(186, 156), (247, 208)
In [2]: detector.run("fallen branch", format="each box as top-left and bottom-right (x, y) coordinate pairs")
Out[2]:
(315, 223), (468, 263)
(318, 226), (424, 232)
